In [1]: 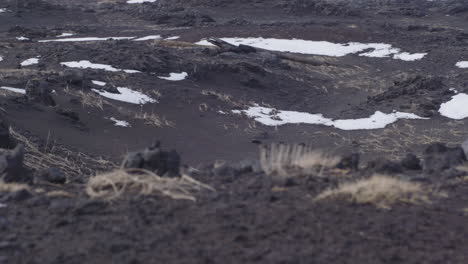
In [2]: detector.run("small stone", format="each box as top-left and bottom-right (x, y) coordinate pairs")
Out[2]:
(37, 167), (66, 184)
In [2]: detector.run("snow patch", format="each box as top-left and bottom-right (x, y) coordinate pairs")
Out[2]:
(92, 80), (106, 86)
(0, 8), (7, 13)
(0, 86), (26, 94)
(134, 35), (161, 41)
(16, 36), (29, 41)
(233, 106), (426, 130)
(56, 33), (75, 38)
(196, 38), (427, 61)
(0, 56), (3, 62)
(439, 93), (468, 120)
(20, 57), (39, 66)
(455, 61), (468, 68)
(127, 0), (157, 3)
(392, 52), (427, 61)
(92, 87), (156, 104)
(39, 36), (135, 43)
(158, 72), (188, 81)
(165, 36), (180, 40)
(61, 60), (140, 73)
(109, 117), (131, 127)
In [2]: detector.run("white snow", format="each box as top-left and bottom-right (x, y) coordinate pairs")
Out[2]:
(20, 57), (39, 66)
(232, 106), (426, 130)
(16, 36), (29, 41)
(196, 37), (427, 61)
(455, 61), (468, 68)
(61, 60), (140, 73)
(56, 33), (75, 38)
(158, 72), (188, 81)
(92, 87), (156, 104)
(0, 8), (7, 13)
(439, 93), (468, 120)
(39, 36), (135, 43)
(0, 56), (3, 62)
(127, 0), (157, 3)
(0, 203), (6, 208)
(165, 36), (180, 40)
(392, 52), (427, 61)
(134, 35), (161, 41)
(0, 86), (26, 94)
(109, 117), (131, 127)
(92, 80), (107, 86)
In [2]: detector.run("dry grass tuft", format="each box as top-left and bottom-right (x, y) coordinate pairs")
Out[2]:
(133, 111), (175, 128)
(260, 144), (339, 177)
(76, 90), (104, 110)
(9, 127), (115, 178)
(0, 182), (29, 193)
(315, 175), (434, 209)
(86, 169), (214, 201)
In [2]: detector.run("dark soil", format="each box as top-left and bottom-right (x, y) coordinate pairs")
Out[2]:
(1, 0), (468, 263)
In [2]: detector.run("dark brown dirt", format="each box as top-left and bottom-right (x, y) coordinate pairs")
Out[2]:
(1, 0), (468, 263)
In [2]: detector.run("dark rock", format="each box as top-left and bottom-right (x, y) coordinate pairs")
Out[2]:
(36, 167), (66, 184)
(5, 189), (32, 202)
(422, 143), (466, 174)
(0, 144), (30, 183)
(0, 119), (13, 149)
(336, 153), (360, 171)
(366, 158), (403, 175)
(401, 153), (422, 170)
(74, 200), (108, 215)
(462, 139), (468, 158)
(25, 79), (56, 106)
(122, 141), (181, 177)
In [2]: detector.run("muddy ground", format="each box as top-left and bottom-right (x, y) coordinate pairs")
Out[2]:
(1, 0), (468, 263)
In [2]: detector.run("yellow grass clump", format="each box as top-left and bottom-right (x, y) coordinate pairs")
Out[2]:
(260, 144), (340, 177)
(86, 169), (214, 201)
(315, 175), (435, 209)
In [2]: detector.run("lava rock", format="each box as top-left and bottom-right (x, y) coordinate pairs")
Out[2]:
(336, 153), (360, 171)
(36, 167), (66, 184)
(5, 189), (32, 202)
(25, 79), (56, 106)
(401, 153), (422, 170)
(0, 119), (13, 149)
(366, 158), (403, 175)
(461, 139), (468, 158)
(122, 141), (181, 177)
(0, 144), (30, 183)
(422, 143), (466, 174)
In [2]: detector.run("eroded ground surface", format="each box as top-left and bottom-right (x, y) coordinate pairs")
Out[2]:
(1, 0), (468, 263)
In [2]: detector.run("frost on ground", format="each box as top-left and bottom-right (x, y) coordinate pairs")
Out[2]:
(233, 106), (426, 130)
(456, 61), (468, 68)
(92, 87), (156, 104)
(39, 37), (135, 43)
(158, 72), (188, 81)
(196, 38), (427, 61)
(20, 57), (39, 67)
(439, 93), (468, 120)
(134, 35), (161, 41)
(61, 60), (140, 73)
(109, 117), (131, 127)
(0, 86), (26, 94)
(127, 0), (157, 3)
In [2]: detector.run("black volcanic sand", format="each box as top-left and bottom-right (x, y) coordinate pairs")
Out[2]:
(1, 0), (468, 263)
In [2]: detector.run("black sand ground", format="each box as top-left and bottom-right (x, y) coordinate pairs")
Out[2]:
(1, 0), (468, 263)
